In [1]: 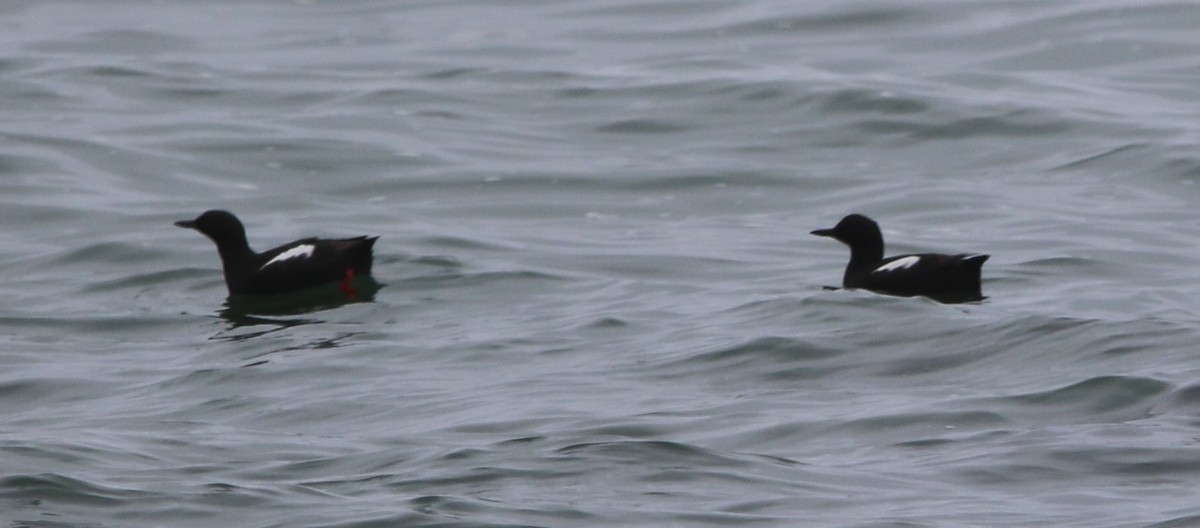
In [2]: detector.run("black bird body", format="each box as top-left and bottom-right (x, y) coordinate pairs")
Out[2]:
(812, 214), (987, 301)
(176, 210), (376, 296)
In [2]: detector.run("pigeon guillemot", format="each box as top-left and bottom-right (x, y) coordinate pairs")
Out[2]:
(811, 214), (988, 302)
(175, 210), (377, 297)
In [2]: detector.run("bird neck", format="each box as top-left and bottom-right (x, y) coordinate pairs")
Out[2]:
(842, 244), (884, 289)
(209, 234), (255, 266)
(847, 242), (884, 266)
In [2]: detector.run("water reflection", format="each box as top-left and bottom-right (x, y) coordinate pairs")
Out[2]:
(821, 285), (987, 304)
(210, 278), (381, 341)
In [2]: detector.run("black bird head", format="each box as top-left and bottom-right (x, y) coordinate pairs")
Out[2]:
(811, 214), (884, 262)
(175, 210), (251, 253)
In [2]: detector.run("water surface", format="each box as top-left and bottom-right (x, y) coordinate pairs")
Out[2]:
(3, 1), (1200, 527)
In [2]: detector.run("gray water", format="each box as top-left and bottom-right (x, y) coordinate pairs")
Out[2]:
(3, 1), (1200, 527)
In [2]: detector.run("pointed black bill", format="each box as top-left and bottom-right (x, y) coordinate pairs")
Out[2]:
(810, 228), (835, 237)
(175, 219), (196, 229)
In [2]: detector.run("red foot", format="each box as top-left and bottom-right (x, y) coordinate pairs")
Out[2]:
(340, 268), (358, 299)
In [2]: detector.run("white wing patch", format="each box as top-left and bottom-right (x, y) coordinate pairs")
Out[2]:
(873, 255), (920, 273)
(261, 244), (315, 270)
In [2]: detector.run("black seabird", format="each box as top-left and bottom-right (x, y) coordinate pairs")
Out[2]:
(176, 209), (377, 297)
(812, 214), (988, 302)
